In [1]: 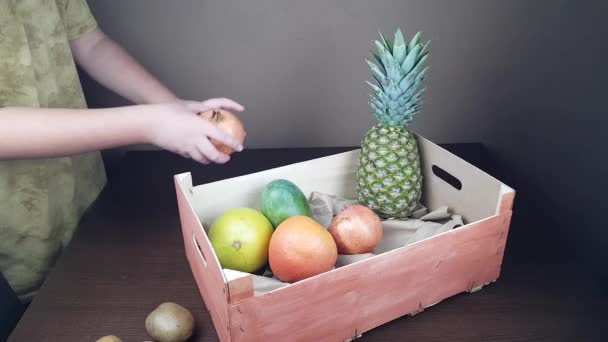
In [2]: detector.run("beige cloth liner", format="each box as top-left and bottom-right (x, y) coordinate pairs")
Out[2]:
(240, 192), (464, 295)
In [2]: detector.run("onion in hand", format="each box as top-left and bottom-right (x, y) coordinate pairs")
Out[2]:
(199, 109), (246, 155)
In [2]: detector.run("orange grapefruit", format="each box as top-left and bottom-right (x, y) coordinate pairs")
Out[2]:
(268, 216), (337, 283)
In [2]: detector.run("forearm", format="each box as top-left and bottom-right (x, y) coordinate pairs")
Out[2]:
(0, 106), (151, 160)
(70, 29), (177, 105)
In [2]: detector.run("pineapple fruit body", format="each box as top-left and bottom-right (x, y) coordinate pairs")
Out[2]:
(357, 125), (422, 219)
(356, 28), (429, 219)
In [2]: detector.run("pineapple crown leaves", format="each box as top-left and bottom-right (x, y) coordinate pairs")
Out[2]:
(366, 28), (430, 127)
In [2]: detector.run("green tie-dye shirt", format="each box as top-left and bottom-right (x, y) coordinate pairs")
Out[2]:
(0, 0), (107, 301)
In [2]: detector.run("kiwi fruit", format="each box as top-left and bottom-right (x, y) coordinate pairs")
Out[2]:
(145, 302), (195, 342)
(96, 336), (122, 342)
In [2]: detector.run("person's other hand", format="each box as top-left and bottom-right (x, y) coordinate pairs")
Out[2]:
(144, 98), (245, 164)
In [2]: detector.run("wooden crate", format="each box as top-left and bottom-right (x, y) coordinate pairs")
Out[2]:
(174, 134), (515, 342)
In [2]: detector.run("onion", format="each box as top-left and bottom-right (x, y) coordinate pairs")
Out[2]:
(199, 109), (246, 155)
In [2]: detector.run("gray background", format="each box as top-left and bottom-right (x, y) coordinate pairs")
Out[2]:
(82, 1), (608, 285)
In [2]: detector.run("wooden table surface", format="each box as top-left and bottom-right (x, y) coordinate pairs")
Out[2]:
(8, 144), (608, 342)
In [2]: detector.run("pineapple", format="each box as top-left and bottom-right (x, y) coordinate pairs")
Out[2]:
(357, 28), (430, 219)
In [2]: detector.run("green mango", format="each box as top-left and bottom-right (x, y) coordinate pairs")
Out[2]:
(261, 179), (312, 228)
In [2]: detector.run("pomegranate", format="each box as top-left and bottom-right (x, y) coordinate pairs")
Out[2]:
(268, 216), (337, 283)
(199, 109), (246, 155)
(328, 204), (382, 254)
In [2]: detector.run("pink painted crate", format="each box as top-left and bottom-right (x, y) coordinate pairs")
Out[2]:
(174, 134), (515, 342)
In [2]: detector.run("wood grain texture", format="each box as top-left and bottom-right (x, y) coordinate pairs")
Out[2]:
(223, 270), (254, 304)
(228, 213), (511, 342)
(417, 135), (503, 223)
(176, 174), (230, 342)
(499, 188), (516, 214)
(7, 146), (607, 342)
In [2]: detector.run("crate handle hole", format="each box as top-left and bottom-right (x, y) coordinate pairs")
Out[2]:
(192, 233), (208, 268)
(432, 165), (462, 190)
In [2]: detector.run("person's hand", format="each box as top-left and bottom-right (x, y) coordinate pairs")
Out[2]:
(144, 98), (245, 164)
